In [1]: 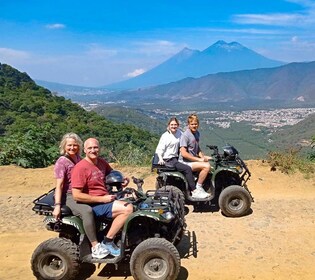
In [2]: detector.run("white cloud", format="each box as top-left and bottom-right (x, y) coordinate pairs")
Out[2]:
(285, 0), (315, 8)
(133, 40), (185, 56)
(196, 27), (283, 35)
(45, 23), (66, 29)
(126, 68), (146, 78)
(233, 13), (306, 26)
(0, 47), (30, 60)
(233, 0), (315, 27)
(85, 44), (117, 59)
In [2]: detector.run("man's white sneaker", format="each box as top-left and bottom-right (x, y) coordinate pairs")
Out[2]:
(192, 189), (209, 199)
(91, 242), (109, 259)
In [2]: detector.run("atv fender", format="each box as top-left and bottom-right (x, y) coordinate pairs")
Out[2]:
(158, 171), (187, 181)
(44, 216), (85, 234)
(211, 168), (241, 189)
(157, 171), (189, 191)
(124, 211), (172, 230)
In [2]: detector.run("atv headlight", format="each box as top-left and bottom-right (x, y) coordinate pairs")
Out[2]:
(161, 211), (175, 221)
(235, 165), (243, 174)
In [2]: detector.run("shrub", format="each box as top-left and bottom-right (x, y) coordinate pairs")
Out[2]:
(0, 124), (59, 168)
(267, 147), (314, 175)
(309, 135), (315, 161)
(107, 143), (152, 166)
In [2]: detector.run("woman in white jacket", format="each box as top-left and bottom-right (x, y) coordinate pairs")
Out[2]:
(155, 117), (209, 199)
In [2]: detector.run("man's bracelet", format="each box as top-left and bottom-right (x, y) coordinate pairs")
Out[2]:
(54, 203), (61, 206)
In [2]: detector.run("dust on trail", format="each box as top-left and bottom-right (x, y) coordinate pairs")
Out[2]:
(0, 161), (314, 280)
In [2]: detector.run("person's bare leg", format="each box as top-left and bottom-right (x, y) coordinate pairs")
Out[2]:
(106, 201), (133, 239)
(191, 162), (210, 185)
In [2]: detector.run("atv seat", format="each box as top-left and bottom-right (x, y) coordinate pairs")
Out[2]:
(151, 153), (177, 172)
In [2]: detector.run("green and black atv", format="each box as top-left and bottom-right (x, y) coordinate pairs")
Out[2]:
(153, 144), (254, 217)
(31, 176), (185, 280)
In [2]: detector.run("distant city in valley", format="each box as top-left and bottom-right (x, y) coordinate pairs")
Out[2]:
(152, 107), (315, 131)
(81, 100), (315, 131)
(74, 101), (315, 159)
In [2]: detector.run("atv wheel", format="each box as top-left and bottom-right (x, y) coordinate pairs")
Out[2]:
(130, 238), (180, 280)
(31, 237), (80, 280)
(219, 185), (251, 217)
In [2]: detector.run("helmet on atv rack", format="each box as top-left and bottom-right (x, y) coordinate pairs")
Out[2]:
(106, 170), (124, 186)
(222, 145), (238, 160)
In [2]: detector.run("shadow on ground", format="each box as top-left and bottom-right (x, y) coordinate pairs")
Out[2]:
(93, 230), (197, 279)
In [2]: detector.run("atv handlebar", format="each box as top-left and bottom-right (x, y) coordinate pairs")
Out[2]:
(206, 145), (219, 157)
(132, 176), (144, 193)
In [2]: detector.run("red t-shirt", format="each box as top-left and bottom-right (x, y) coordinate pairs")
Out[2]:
(71, 157), (112, 196)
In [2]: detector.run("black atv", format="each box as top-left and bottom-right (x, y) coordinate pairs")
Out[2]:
(31, 176), (185, 280)
(152, 144), (254, 217)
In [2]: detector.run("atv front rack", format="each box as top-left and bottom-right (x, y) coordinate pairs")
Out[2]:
(142, 189), (185, 226)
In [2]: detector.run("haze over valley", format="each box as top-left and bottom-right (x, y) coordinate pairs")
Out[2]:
(3, 40), (315, 161)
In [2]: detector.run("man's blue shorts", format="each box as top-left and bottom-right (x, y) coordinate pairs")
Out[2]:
(92, 202), (114, 219)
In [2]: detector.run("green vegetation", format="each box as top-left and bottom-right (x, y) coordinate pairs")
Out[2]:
(0, 124), (58, 167)
(0, 63), (158, 168)
(309, 135), (315, 161)
(1, 63), (314, 169)
(94, 104), (315, 161)
(196, 122), (271, 160)
(93, 105), (167, 135)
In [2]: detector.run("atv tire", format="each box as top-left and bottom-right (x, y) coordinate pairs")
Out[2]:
(31, 237), (80, 280)
(219, 185), (251, 217)
(130, 238), (180, 280)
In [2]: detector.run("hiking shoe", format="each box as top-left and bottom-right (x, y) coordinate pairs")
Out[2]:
(91, 243), (109, 259)
(102, 241), (121, 257)
(192, 189), (210, 199)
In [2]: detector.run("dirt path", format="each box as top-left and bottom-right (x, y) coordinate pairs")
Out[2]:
(0, 161), (314, 280)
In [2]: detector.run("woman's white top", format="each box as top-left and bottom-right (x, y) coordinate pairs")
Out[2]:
(155, 129), (182, 160)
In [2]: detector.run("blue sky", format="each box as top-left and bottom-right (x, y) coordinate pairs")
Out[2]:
(1, 0), (315, 87)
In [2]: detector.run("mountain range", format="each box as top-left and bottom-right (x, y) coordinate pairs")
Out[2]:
(7, 40), (315, 111)
(106, 40), (284, 89)
(105, 61), (315, 109)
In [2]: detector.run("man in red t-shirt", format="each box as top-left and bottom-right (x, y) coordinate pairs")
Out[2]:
(71, 138), (133, 257)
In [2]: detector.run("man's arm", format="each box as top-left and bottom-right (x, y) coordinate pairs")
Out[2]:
(180, 146), (204, 162)
(72, 188), (116, 204)
(198, 150), (212, 161)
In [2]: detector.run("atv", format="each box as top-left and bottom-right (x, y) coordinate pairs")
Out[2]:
(152, 144), (254, 217)
(31, 176), (185, 280)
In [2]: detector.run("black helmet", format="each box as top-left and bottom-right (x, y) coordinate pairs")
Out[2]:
(106, 170), (124, 186)
(222, 145), (238, 160)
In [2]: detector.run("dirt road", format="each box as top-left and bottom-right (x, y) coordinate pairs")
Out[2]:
(0, 161), (314, 280)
